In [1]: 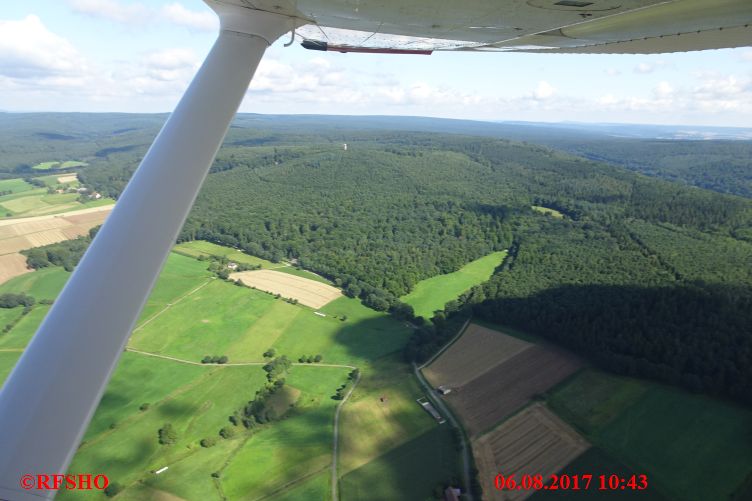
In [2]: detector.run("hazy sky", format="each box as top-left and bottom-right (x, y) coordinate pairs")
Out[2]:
(1, 0), (751, 126)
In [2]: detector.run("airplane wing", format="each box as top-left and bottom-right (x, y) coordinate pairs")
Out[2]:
(245, 0), (752, 54)
(0, 1), (749, 499)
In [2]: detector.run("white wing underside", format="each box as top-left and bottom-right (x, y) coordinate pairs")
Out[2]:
(214, 0), (752, 54)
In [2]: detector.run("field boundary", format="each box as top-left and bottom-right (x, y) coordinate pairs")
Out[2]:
(417, 316), (471, 370)
(131, 277), (215, 333)
(332, 369), (360, 501)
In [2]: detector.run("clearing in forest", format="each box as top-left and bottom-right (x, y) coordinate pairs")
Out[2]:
(400, 250), (507, 319)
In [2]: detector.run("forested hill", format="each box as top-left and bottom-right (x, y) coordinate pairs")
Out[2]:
(4, 113), (752, 403)
(3, 112), (750, 199)
(176, 132), (752, 404)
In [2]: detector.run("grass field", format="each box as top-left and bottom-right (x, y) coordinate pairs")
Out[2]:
(0, 178), (34, 195)
(0, 189), (113, 218)
(1, 240), (458, 500)
(220, 366), (349, 500)
(548, 369), (752, 500)
(400, 250), (507, 319)
(532, 205), (564, 218)
(174, 240), (278, 269)
(340, 426), (460, 501)
(0, 351), (21, 383)
(175, 240), (332, 284)
(30, 160), (87, 170)
(339, 356), (437, 475)
(0, 266), (70, 300)
(32, 161), (60, 170)
(60, 363), (269, 500)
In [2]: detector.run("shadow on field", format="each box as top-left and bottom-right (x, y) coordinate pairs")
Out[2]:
(158, 400), (200, 419)
(473, 283), (752, 402)
(330, 314), (411, 364)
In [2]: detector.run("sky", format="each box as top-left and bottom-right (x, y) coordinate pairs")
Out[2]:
(1, 0), (751, 127)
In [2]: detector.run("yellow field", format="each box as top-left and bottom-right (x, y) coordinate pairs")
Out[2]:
(423, 323), (533, 388)
(473, 404), (589, 501)
(230, 269), (342, 309)
(0, 254), (33, 284)
(57, 174), (78, 184)
(0, 205), (113, 283)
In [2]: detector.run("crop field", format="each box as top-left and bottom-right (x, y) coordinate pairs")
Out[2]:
(57, 174), (79, 184)
(0, 253), (31, 284)
(423, 323), (532, 388)
(474, 404), (589, 501)
(445, 345), (582, 436)
(230, 269), (342, 309)
(547, 369), (752, 500)
(400, 250), (507, 319)
(0, 206), (111, 275)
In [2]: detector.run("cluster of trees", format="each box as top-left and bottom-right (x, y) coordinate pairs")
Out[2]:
(262, 355), (292, 382)
(403, 313), (470, 364)
(201, 355), (228, 364)
(157, 423), (177, 445)
(236, 380), (288, 425)
(0, 293), (35, 309)
(334, 369), (360, 400)
(23, 228), (99, 271)
(298, 354), (322, 363)
(200, 254), (260, 279)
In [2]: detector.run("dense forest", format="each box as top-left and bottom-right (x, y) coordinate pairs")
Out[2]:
(4, 113), (752, 404)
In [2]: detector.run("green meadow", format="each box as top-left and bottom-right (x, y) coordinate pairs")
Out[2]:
(0, 190), (112, 218)
(340, 426), (460, 501)
(0, 178), (34, 194)
(0, 242), (458, 500)
(400, 250), (507, 319)
(548, 369), (752, 500)
(30, 160), (88, 170)
(174, 239), (332, 283)
(532, 205), (565, 218)
(174, 240), (278, 269)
